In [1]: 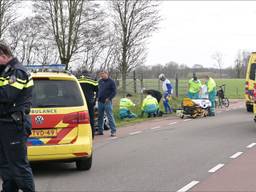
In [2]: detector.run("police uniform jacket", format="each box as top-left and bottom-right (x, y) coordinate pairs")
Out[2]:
(0, 58), (33, 132)
(79, 75), (98, 104)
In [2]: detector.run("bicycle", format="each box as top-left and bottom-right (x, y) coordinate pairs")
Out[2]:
(215, 84), (229, 108)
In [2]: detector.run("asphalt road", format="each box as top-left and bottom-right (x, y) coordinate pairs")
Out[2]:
(5, 103), (256, 192)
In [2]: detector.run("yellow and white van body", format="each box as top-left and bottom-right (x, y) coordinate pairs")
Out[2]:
(27, 71), (93, 170)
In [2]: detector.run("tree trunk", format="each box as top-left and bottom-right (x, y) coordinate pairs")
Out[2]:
(61, 57), (69, 70)
(121, 71), (127, 97)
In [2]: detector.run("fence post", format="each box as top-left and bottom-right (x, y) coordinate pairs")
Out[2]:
(140, 73), (144, 104)
(133, 71), (137, 94)
(175, 74), (179, 97)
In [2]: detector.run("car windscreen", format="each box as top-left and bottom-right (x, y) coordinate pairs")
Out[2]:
(32, 79), (84, 108)
(249, 63), (256, 80)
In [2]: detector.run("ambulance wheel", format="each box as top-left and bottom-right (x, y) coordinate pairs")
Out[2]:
(181, 114), (184, 119)
(76, 155), (92, 171)
(246, 104), (253, 112)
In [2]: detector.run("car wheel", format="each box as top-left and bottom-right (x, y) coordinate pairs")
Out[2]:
(76, 155), (92, 171)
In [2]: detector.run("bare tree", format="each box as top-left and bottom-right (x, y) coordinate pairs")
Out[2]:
(36, 42), (59, 65)
(109, 0), (161, 95)
(99, 33), (119, 71)
(8, 17), (41, 64)
(234, 50), (250, 78)
(212, 52), (224, 78)
(33, 0), (104, 70)
(79, 12), (108, 72)
(0, 0), (19, 39)
(8, 16), (59, 65)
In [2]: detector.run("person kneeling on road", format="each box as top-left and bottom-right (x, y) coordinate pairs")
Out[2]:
(141, 90), (159, 118)
(119, 93), (137, 119)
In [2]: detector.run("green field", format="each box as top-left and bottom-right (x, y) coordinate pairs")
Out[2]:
(117, 78), (245, 99)
(113, 78), (245, 126)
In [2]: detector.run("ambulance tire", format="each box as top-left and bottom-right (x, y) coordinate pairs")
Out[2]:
(76, 155), (92, 171)
(246, 104), (253, 112)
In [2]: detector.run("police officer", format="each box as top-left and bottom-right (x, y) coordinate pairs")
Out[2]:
(0, 42), (35, 191)
(79, 71), (98, 138)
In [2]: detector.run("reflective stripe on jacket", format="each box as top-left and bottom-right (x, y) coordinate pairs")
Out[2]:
(119, 98), (135, 110)
(188, 79), (202, 93)
(206, 77), (216, 93)
(141, 95), (159, 112)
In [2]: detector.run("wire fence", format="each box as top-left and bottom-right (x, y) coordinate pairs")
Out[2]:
(116, 72), (244, 100)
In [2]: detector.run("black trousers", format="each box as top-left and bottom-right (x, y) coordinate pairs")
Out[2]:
(87, 102), (95, 138)
(0, 122), (35, 192)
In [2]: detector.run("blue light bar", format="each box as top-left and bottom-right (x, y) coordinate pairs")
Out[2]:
(26, 64), (67, 72)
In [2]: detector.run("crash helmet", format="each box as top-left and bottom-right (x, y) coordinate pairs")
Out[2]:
(158, 73), (166, 81)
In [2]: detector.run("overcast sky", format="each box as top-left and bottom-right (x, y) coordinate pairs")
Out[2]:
(17, 1), (256, 68)
(146, 1), (256, 68)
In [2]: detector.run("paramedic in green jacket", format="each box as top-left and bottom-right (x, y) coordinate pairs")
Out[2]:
(141, 90), (159, 118)
(204, 75), (216, 116)
(119, 93), (137, 119)
(188, 73), (202, 99)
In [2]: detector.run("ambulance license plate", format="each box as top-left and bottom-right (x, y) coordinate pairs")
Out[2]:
(31, 129), (57, 138)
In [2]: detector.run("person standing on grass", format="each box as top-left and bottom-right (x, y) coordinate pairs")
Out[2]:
(203, 75), (216, 116)
(159, 73), (173, 113)
(188, 73), (202, 99)
(96, 70), (117, 137)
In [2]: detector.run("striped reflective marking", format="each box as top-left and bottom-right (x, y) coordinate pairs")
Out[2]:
(58, 127), (78, 144)
(46, 125), (77, 145)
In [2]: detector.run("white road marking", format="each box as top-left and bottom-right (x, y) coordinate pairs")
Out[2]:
(247, 143), (256, 148)
(177, 181), (199, 192)
(230, 152), (243, 159)
(151, 126), (161, 130)
(108, 136), (118, 140)
(183, 119), (191, 122)
(168, 122), (177, 125)
(208, 164), (224, 173)
(129, 131), (142, 136)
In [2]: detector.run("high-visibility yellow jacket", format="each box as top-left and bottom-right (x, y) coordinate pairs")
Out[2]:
(119, 98), (135, 110)
(206, 77), (216, 92)
(188, 79), (202, 93)
(141, 95), (159, 112)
